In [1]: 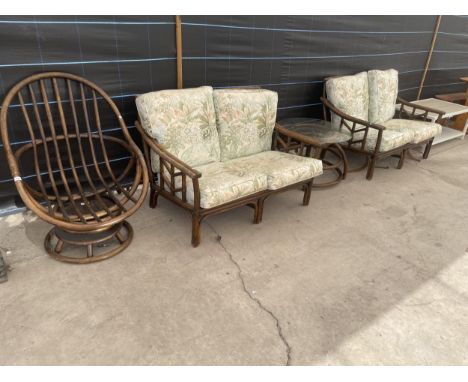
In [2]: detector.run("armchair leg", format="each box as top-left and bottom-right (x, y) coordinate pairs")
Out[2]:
(336, 144), (348, 180)
(397, 149), (406, 169)
(366, 155), (377, 180)
(303, 180), (313, 206)
(149, 188), (159, 208)
(423, 139), (434, 159)
(254, 197), (265, 224)
(191, 213), (201, 247)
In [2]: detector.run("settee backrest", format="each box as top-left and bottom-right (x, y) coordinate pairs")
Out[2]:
(136, 86), (220, 172)
(325, 69), (399, 128)
(213, 88), (278, 161)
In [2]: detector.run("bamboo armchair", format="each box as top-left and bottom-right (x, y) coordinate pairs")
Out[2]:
(0, 72), (149, 263)
(322, 69), (444, 180)
(321, 96), (405, 180)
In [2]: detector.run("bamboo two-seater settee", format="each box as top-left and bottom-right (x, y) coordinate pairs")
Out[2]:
(135, 87), (323, 246)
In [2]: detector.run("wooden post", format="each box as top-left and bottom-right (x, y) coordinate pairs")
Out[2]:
(417, 15), (442, 100)
(176, 15), (183, 89)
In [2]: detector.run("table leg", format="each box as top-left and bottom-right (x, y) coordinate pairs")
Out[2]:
(311, 144), (347, 188)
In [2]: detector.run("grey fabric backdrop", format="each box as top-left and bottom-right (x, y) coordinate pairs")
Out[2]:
(0, 15), (466, 209)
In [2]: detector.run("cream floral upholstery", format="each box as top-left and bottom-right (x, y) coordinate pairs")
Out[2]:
(353, 128), (414, 152)
(327, 69), (441, 150)
(161, 160), (268, 209)
(213, 89), (278, 161)
(382, 119), (442, 144)
(136, 86), (220, 172)
(140, 87), (323, 210)
(161, 151), (322, 208)
(368, 69), (398, 124)
(326, 71), (369, 131)
(231, 151), (323, 190)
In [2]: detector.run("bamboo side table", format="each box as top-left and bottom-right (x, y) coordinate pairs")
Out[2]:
(276, 118), (351, 187)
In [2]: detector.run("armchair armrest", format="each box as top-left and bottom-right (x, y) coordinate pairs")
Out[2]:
(321, 97), (385, 132)
(396, 96), (445, 122)
(135, 120), (202, 209)
(320, 97), (386, 153)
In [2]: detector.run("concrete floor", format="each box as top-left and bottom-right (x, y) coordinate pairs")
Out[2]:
(0, 140), (467, 365)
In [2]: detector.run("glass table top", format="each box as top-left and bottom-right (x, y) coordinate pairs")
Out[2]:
(278, 118), (351, 144)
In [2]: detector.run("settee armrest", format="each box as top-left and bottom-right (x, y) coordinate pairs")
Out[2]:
(135, 121), (201, 179)
(320, 97), (386, 153)
(135, 120), (202, 209)
(396, 96), (445, 122)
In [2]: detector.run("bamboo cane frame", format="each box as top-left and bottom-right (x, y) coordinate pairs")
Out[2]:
(321, 74), (445, 180)
(136, 120), (317, 247)
(0, 72), (149, 263)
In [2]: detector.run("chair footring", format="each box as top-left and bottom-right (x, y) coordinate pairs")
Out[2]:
(44, 221), (133, 264)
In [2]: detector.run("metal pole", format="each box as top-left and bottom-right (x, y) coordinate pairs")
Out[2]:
(417, 15), (442, 100)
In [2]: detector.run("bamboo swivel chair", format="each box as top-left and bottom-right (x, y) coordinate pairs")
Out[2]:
(0, 72), (149, 264)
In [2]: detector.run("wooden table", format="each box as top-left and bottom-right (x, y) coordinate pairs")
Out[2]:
(395, 98), (468, 145)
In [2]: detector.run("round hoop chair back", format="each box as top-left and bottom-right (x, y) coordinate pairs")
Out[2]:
(0, 72), (149, 263)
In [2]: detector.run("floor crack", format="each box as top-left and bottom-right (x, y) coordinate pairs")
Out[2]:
(207, 223), (292, 366)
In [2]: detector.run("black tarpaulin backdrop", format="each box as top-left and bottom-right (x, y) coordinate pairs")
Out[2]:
(0, 15), (467, 208)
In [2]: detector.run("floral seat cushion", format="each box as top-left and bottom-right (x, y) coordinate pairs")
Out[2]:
(226, 151), (323, 190)
(136, 86), (220, 172)
(368, 69), (399, 124)
(352, 128), (414, 152)
(160, 151), (322, 208)
(382, 119), (442, 144)
(161, 160), (268, 209)
(213, 88), (278, 161)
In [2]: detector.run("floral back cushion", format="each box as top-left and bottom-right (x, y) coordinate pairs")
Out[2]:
(368, 69), (399, 124)
(213, 89), (278, 162)
(326, 71), (369, 134)
(136, 86), (220, 172)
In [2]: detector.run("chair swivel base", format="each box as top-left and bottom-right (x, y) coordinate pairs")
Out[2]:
(44, 221), (133, 264)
